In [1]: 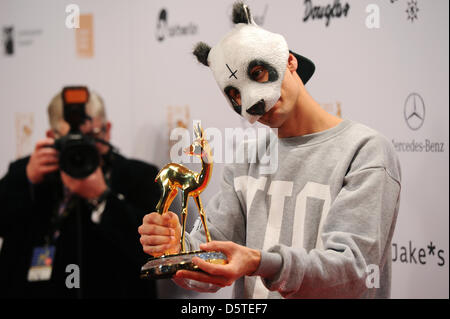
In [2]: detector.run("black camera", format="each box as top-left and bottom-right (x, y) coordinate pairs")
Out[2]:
(53, 86), (100, 179)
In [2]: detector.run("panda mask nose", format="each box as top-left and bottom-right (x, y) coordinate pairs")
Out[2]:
(246, 100), (266, 116)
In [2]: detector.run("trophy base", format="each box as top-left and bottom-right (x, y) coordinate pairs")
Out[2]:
(140, 250), (227, 280)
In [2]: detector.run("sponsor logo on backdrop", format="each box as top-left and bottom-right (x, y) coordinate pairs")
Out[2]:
(405, 0), (419, 22)
(16, 29), (43, 46)
(392, 240), (446, 267)
(388, 0), (420, 23)
(15, 112), (34, 159)
(2, 26), (43, 56)
(404, 92), (425, 131)
(76, 14), (94, 58)
(392, 92), (446, 153)
(302, 0), (351, 27)
(366, 0), (421, 28)
(392, 139), (445, 153)
(2, 26), (14, 55)
(156, 8), (198, 42)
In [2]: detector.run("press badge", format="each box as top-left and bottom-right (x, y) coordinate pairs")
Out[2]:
(27, 245), (55, 282)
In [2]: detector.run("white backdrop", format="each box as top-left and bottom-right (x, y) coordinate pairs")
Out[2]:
(0, 0), (448, 299)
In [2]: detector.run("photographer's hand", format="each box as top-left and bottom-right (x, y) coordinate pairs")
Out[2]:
(26, 138), (59, 184)
(61, 167), (107, 200)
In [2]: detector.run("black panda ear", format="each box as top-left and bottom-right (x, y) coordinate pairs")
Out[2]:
(232, 2), (252, 25)
(193, 42), (211, 67)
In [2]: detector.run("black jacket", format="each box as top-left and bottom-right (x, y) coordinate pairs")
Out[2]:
(0, 152), (160, 298)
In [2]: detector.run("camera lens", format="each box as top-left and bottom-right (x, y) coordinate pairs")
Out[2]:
(59, 136), (100, 179)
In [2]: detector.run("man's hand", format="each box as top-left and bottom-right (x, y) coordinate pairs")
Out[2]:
(60, 167), (107, 199)
(138, 212), (181, 258)
(174, 241), (261, 288)
(26, 138), (59, 184)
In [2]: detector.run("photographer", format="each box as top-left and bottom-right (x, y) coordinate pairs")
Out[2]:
(0, 87), (160, 298)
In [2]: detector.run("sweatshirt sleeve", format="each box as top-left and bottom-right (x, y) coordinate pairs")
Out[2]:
(254, 166), (401, 298)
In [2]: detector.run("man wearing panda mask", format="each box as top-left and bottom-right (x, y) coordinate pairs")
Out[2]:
(192, 5), (315, 127)
(139, 2), (401, 299)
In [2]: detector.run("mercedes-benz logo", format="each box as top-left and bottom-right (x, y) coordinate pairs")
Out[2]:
(404, 93), (425, 130)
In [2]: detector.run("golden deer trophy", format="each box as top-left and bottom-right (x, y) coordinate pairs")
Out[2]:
(141, 123), (227, 279)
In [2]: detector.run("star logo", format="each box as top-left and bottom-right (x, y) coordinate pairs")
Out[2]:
(406, 0), (419, 22)
(404, 93), (425, 130)
(427, 241), (436, 256)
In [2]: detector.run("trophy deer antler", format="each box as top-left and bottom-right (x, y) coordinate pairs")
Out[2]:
(154, 123), (213, 255)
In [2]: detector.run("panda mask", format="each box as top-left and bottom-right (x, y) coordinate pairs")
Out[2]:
(193, 2), (315, 124)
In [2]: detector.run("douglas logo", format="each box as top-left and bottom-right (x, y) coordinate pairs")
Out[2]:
(303, 0), (350, 27)
(156, 8), (198, 42)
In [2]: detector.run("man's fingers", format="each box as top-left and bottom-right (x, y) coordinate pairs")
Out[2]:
(139, 223), (174, 236)
(142, 243), (173, 256)
(162, 211), (180, 228)
(192, 257), (230, 277)
(40, 164), (59, 175)
(140, 212), (180, 257)
(165, 211), (179, 222)
(140, 235), (173, 246)
(35, 138), (55, 150)
(38, 155), (59, 166)
(143, 213), (168, 227)
(36, 147), (58, 156)
(142, 212), (179, 227)
(200, 241), (234, 255)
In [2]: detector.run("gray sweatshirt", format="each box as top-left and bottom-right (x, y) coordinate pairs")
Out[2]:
(184, 119), (401, 299)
